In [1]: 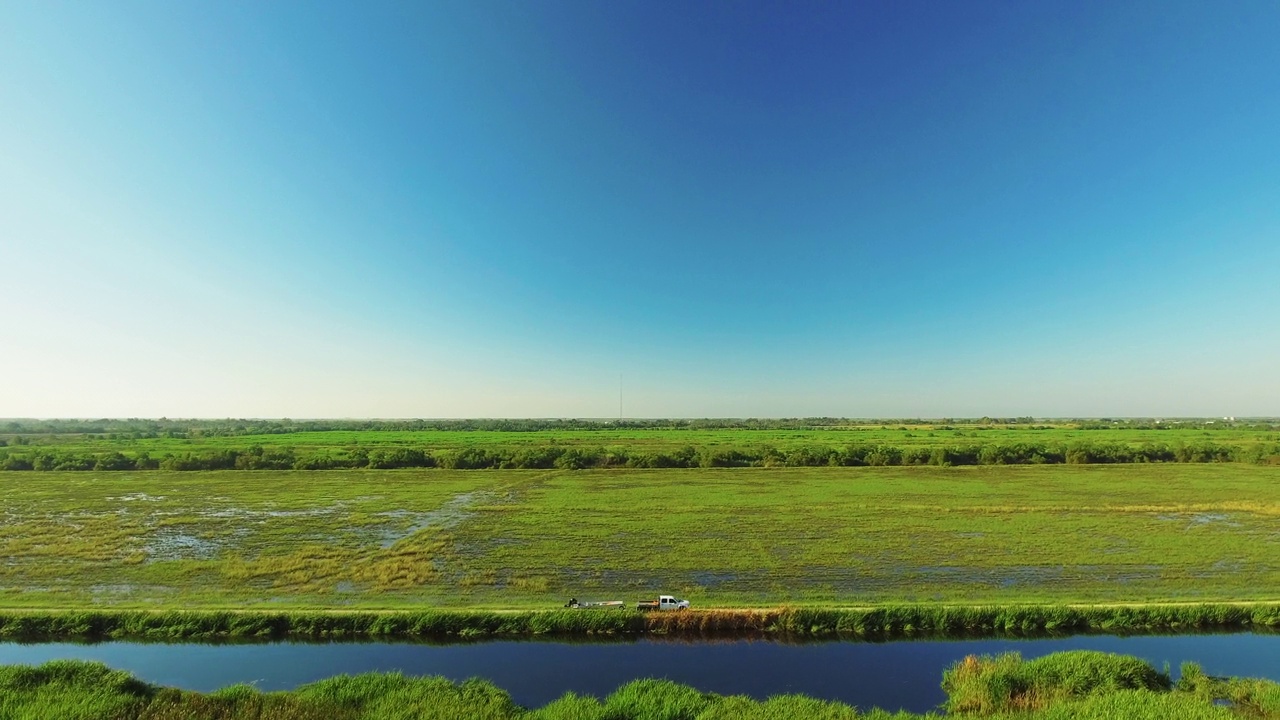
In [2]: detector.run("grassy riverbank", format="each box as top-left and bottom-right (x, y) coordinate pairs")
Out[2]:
(3, 651), (1277, 719)
(2, 464), (1277, 608)
(1, 604), (1277, 642)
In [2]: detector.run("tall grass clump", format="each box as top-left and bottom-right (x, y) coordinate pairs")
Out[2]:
(693, 694), (860, 720)
(1178, 661), (1280, 718)
(138, 685), (346, 720)
(941, 650), (1170, 714)
(0, 660), (154, 720)
(646, 609), (774, 635)
(294, 673), (522, 720)
(599, 679), (716, 720)
(528, 689), (917, 720)
(1023, 690), (1237, 719)
(524, 692), (608, 720)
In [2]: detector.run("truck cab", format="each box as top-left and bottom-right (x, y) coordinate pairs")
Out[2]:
(637, 594), (690, 611)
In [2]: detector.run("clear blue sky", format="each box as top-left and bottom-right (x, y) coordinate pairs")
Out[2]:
(2, 1), (1277, 418)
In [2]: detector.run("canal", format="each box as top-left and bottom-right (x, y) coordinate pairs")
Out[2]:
(2, 632), (1277, 713)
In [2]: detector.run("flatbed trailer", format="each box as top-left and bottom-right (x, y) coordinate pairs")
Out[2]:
(564, 598), (626, 609)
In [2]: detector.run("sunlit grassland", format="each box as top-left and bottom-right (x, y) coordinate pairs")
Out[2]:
(0, 465), (1277, 609)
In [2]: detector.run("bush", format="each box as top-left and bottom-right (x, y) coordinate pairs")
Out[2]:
(601, 678), (714, 720)
(942, 651), (1170, 714)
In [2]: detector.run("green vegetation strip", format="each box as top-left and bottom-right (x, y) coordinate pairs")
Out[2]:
(4, 651), (1279, 719)
(4, 420), (1280, 471)
(1, 604), (1277, 642)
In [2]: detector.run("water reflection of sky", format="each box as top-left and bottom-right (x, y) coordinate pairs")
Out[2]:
(0, 634), (1277, 713)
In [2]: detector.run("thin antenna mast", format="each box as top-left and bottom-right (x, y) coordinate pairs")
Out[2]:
(619, 373), (623, 421)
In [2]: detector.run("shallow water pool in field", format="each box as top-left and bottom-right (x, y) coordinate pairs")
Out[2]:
(2, 633), (1278, 712)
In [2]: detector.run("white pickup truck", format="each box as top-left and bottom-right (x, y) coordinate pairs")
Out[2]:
(636, 594), (690, 611)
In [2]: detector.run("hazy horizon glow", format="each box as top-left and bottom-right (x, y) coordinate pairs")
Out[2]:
(2, 2), (1278, 418)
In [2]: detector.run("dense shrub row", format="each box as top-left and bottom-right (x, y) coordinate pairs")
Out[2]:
(1, 440), (1277, 471)
(0, 603), (1276, 642)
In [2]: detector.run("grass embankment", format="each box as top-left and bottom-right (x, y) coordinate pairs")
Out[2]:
(1, 604), (1277, 642)
(3, 651), (1278, 719)
(1, 465), (1277, 608)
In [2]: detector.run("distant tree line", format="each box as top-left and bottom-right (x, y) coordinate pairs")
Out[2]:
(3, 416), (1276, 439)
(2, 440), (1277, 472)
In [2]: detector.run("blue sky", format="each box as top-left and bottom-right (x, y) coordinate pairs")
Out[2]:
(2, 1), (1277, 418)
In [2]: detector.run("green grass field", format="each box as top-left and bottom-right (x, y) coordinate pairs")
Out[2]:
(1, 464), (1276, 609)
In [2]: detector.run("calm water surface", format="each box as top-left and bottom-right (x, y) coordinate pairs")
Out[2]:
(1, 634), (1277, 713)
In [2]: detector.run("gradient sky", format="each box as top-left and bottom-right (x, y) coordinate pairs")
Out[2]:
(2, 1), (1278, 418)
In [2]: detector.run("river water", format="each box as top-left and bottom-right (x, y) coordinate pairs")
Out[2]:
(1, 633), (1277, 713)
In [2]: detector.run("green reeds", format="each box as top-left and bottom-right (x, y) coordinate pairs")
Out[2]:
(763, 603), (1278, 638)
(0, 608), (645, 642)
(0, 603), (1275, 642)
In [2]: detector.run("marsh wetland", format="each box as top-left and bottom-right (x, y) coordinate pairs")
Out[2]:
(1, 462), (1277, 608)
(2, 420), (1279, 717)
